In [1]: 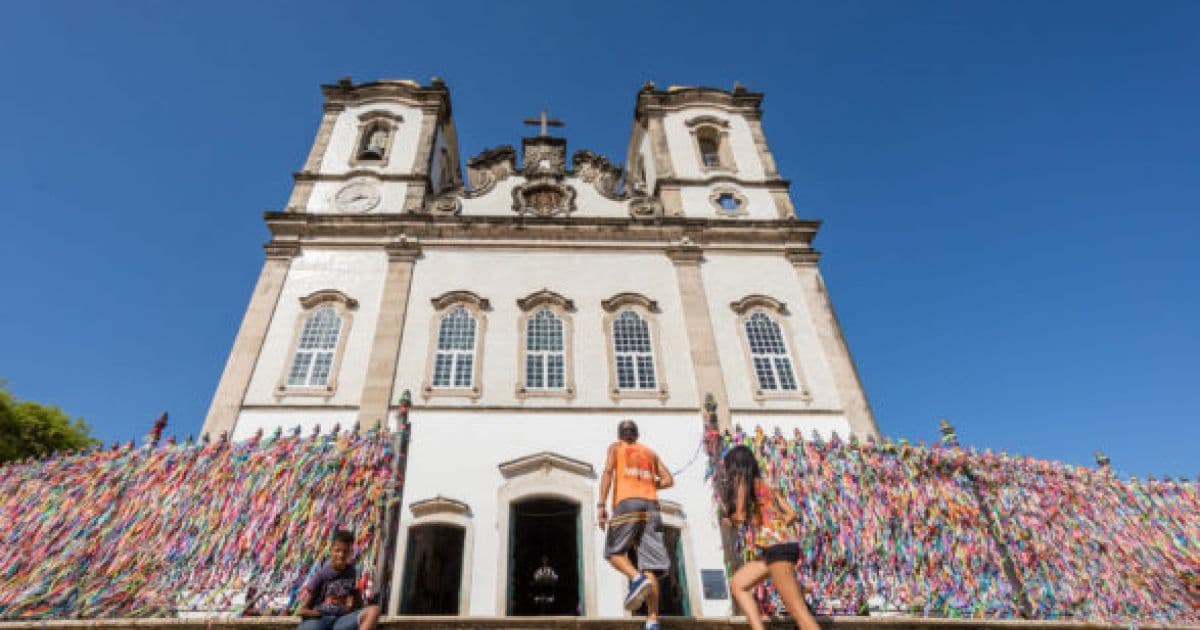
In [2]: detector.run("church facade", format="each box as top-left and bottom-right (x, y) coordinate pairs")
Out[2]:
(200, 78), (878, 618)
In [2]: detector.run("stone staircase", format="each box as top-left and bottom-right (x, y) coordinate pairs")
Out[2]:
(0, 617), (1195, 630)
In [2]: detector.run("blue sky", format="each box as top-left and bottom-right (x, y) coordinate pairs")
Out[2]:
(0, 1), (1196, 477)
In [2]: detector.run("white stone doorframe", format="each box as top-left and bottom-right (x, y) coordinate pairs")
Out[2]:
(657, 499), (704, 617)
(495, 452), (599, 617)
(388, 496), (474, 616)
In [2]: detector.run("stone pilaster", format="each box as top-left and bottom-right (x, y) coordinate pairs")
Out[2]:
(666, 241), (731, 430)
(786, 248), (880, 438)
(356, 239), (422, 427)
(286, 107), (342, 211)
(201, 242), (299, 437)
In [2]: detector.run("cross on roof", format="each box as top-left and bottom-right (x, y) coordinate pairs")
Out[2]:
(523, 109), (564, 137)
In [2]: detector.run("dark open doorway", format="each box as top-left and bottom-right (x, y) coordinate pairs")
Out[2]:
(632, 525), (690, 616)
(399, 524), (464, 615)
(508, 497), (581, 616)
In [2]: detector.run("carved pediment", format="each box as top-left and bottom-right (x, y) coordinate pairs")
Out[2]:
(517, 289), (575, 312)
(601, 292), (658, 313)
(522, 137), (567, 179)
(730, 294), (787, 315)
(409, 495), (471, 518)
(431, 290), (491, 311)
(499, 451), (594, 479)
(299, 290), (358, 309)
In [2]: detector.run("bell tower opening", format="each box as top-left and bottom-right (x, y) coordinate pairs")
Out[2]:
(507, 497), (581, 616)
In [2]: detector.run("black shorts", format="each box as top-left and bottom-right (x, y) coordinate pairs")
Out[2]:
(761, 542), (800, 564)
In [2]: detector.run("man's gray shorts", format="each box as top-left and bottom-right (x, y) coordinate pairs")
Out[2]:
(604, 498), (669, 572)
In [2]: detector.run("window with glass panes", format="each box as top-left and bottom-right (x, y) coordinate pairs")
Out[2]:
(432, 307), (477, 388)
(287, 306), (342, 387)
(524, 309), (565, 389)
(612, 310), (657, 390)
(744, 312), (798, 391)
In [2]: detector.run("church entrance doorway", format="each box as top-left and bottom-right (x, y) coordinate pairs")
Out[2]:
(399, 524), (464, 615)
(507, 497), (581, 616)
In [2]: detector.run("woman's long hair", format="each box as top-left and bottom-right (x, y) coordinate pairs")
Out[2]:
(721, 445), (761, 521)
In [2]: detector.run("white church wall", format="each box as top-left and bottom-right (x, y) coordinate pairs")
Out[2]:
(241, 249), (387, 409)
(460, 178), (521, 216)
(679, 185), (781, 221)
(394, 248), (700, 408)
(700, 253), (842, 412)
(661, 107), (766, 181)
(397, 408), (730, 617)
(319, 103), (425, 175)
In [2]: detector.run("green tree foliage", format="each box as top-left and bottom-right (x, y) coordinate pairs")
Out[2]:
(0, 381), (99, 463)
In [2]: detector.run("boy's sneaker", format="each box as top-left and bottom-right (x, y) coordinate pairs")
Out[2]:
(624, 574), (652, 611)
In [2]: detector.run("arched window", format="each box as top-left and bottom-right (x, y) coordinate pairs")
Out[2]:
(423, 291), (489, 400)
(358, 122), (390, 161)
(279, 290), (357, 396)
(696, 128), (721, 168)
(744, 312), (797, 391)
(287, 307), (341, 386)
(432, 307), (477, 389)
(686, 116), (735, 172)
(525, 309), (565, 390)
(612, 310), (657, 390)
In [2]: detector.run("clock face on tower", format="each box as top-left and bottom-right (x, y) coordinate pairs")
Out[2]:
(334, 182), (381, 213)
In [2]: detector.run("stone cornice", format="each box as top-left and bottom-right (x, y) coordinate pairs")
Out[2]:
(730, 294), (787, 315)
(293, 170), (427, 184)
(431, 290), (490, 311)
(653, 175), (791, 192)
(262, 212), (821, 249)
(262, 242), (300, 259)
(385, 238), (421, 262)
(299, 289), (359, 310)
(635, 84), (764, 119)
(785, 247), (822, 266)
(600, 292), (659, 313)
(320, 77), (452, 118)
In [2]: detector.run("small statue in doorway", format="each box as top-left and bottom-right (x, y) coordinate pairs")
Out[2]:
(531, 555), (559, 613)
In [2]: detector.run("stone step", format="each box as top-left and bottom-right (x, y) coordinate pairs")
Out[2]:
(0, 617), (1193, 630)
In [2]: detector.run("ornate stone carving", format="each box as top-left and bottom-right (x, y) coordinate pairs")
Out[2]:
(601, 292), (659, 313)
(426, 190), (463, 216)
(512, 182), (576, 217)
(572, 150), (623, 199)
(466, 145), (516, 196)
(516, 289), (575, 312)
(523, 140), (566, 178)
(627, 194), (663, 220)
(729, 294), (788, 315)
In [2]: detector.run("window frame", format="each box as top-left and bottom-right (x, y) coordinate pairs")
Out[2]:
(730, 295), (812, 403)
(350, 110), (403, 168)
(685, 116), (737, 173)
(422, 290), (489, 401)
(515, 290), (576, 400)
(276, 290), (357, 398)
(601, 292), (669, 402)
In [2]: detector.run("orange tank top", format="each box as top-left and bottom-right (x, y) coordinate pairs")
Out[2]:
(612, 442), (658, 507)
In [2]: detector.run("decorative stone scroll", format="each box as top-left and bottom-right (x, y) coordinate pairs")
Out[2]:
(572, 150), (623, 200)
(465, 145), (517, 196)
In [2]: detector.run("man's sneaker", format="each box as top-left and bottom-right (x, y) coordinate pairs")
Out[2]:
(624, 575), (652, 611)
(644, 621), (660, 630)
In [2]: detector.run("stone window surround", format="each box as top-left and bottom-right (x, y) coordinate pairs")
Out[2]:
(349, 110), (404, 168)
(656, 499), (705, 616)
(495, 452), (599, 617)
(275, 289), (357, 399)
(515, 289), (576, 400)
(729, 294), (812, 403)
(601, 293), (669, 402)
(389, 495), (474, 615)
(708, 186), (748, 218)
(421, 290), (489, 402)
(685, 115), (736, 174)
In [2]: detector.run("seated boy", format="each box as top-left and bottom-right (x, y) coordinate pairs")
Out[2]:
(296, 530), (381, 630)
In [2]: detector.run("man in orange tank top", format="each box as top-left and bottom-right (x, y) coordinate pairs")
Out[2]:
(597, 419), (673, 629)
